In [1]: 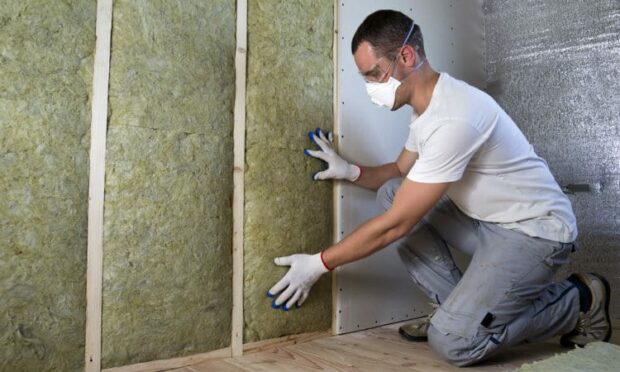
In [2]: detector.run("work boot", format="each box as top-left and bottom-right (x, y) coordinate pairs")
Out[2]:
(561, 273), (612, 347)
(398, 303), (438, 342)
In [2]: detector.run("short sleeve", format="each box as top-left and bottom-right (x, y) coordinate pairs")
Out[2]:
(404, 126), (418, 152)
(407, 121), (484, 183)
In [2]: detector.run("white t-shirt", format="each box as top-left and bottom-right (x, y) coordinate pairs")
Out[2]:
(406, 73), (577, 243)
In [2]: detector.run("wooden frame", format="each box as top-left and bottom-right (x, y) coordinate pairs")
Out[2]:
(85, 1), (113, 371)
(101, 348), (231, 372)
(101, 330), (331, 372)
(331, 0), (341, 336)
(87, 0), (330, 370)
(231, 0), (248, 358)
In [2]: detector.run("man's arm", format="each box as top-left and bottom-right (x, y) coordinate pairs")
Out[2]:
(267, 178), (449, 309)
(323, 178), (449, 268)
(306, 129), (417, 190)
(354, 149), (418, 191)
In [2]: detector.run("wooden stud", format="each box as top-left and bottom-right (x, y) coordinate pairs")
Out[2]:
(331, 0), (341, 337)
(231, 0), (248, 358)
(101, 347), (231, 372)
(85, 0), (113, 371)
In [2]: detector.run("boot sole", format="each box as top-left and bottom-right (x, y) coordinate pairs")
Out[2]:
(398, 327), (428, 342)
(561, 273), (612, 347)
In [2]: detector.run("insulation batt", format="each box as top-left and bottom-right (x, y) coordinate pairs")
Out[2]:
(244, 0), (334, 342)
(0, 1), (95, 371)
(101, 0), (236, 367)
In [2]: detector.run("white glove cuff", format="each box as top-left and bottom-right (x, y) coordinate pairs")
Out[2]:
(346, 164), (362, 182)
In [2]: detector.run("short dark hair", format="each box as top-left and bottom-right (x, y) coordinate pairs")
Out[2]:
(351, 10), (425, 60)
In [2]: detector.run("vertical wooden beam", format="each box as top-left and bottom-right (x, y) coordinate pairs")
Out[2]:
(232, 0), (248, 358)
(85, 0), (113, 371)
(331, 0), (340, 337)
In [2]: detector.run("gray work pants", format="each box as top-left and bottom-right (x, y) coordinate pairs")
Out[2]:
(377, 178), (579, 367)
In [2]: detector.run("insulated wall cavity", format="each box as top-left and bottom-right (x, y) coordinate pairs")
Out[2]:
(244, 0), (334, 342)
(0, 1), (95, 370)
(484, 0), (620, 320)
(101, 0), (236, 367)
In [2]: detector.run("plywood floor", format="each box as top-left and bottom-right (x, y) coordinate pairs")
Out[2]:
(169, 322), (619, 372)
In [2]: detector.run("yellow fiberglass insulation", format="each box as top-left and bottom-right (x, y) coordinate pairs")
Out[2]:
(0, 1), (95, 371)
(244, 0), (334, 342)
(101, 0), (236, 367)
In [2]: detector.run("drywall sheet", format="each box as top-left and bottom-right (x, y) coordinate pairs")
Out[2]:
(0, 1), (95, 370)
(517, 342), (620, 372)
(484, 0), (620, 322)
(335, 0), (485, 334)
(101, 0), (236, 367)
(244, 0), (334, 342)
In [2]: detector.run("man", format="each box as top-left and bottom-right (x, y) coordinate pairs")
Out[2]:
(267, 9), (612, 366)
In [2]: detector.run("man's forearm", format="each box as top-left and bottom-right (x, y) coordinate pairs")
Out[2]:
(354, 162), (402, 191)
(322, 212), (412, 269)
(322, 179), (450, 269)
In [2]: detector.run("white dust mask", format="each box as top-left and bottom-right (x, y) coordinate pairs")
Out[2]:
(363, 20), (425, 110)
(365, 77), (401, 109)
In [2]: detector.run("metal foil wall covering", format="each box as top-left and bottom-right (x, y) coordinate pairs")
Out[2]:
(484, 0), (620, 321)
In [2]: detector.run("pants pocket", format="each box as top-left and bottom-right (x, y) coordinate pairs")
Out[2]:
(431, 306), (489, 339)
(543, 242), (573, 269)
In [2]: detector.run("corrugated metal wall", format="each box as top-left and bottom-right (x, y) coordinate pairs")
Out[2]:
(484, 0), (620, 321)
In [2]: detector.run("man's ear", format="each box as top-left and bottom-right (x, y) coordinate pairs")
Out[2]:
(400, 45), (417, 67)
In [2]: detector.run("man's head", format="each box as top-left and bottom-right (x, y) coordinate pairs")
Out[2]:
(351, 10), (431, 111)
(352, 10), (425, 61)
(351, 10), (425, 83)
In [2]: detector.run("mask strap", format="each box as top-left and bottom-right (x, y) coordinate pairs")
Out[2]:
(401, 21), (416, 48)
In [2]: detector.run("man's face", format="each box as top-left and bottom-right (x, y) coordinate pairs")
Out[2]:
(354, 41), (396, 83)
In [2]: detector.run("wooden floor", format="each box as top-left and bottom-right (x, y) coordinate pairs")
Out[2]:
(171, 323), (619, 372)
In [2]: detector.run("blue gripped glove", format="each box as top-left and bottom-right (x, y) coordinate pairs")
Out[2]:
(305, 128), (361, 182)
(267, 253), (332, 311)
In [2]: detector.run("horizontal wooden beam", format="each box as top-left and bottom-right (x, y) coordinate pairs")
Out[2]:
(102, 347), (231, 372)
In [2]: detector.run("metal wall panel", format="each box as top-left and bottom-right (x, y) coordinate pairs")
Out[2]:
(335, 0), (485, 334)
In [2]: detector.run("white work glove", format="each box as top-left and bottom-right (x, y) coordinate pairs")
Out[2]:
(305, 128), (361, 182)
(267, 253), (331, 311)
